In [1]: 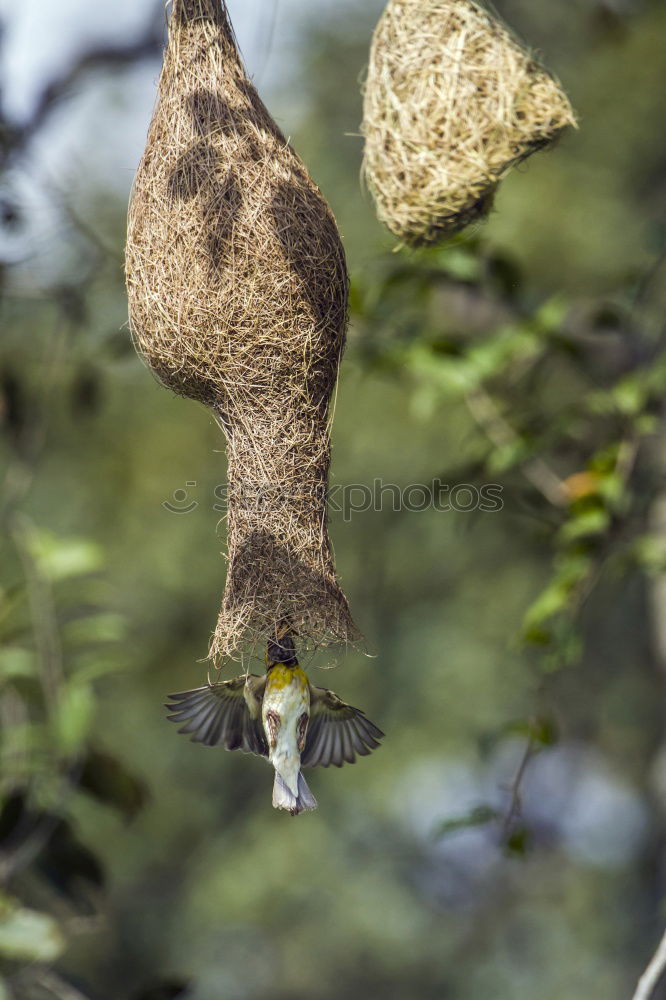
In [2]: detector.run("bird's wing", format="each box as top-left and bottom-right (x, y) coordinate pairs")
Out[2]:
(301, 686), (384, 768)
(165, 674), (268, 756)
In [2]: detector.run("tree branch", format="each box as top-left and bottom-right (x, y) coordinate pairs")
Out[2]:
(465, 386), (569, 507)
(632, 926), (666, 1000)
(500, 734), (537, 838)
(1, 1), (165, 167)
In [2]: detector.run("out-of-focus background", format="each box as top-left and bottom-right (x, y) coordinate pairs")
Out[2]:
(1, 0), (666, 997)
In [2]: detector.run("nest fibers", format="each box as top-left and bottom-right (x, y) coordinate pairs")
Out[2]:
(125, 0), (360, 662)
(362, 0), (577, 246)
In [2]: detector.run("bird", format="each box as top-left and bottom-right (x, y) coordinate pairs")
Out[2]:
(165, 632), (384, 815)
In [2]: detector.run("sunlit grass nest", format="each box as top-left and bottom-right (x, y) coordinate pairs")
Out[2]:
(361, 0), (577, 246)
(125, 0), (360, 663)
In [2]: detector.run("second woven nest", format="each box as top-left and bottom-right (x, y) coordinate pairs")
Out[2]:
(362, 0), (577, 246)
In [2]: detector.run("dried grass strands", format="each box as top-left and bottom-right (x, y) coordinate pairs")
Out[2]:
(362, 0), (577, 246)
(125, 0), (360, 662)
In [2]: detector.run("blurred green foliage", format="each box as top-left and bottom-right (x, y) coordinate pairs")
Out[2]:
(1, 1), (666, 998)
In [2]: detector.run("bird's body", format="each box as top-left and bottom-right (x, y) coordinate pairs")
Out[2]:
(262, 663), (313, 812)
(166, 640), (383, 815)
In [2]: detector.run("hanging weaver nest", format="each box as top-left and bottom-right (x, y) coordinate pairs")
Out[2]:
(361, 0), (577, 246)
(125, 0), (360, 663)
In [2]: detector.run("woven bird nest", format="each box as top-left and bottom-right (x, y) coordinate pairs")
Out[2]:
(362, 0), (577, 246)
(126, 0), (359, 662)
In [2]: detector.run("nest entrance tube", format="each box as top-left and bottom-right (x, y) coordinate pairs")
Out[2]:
(215, 405), (357, 660)
(125, 0), (360, 663)
(361, 0), (577, 246)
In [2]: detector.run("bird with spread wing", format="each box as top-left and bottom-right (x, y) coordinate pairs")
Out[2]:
(165, 632), (384, 815)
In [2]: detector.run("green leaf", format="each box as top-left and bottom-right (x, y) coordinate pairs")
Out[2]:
(540, 622), (583, 672)
(523, 583), (571, 633)
(409, 384), (441, 422)
(0, 647), (35, 681)
(431, 247), (483, 283)
(504, 824), (530, 857)
(0, 893), (66, 962)
(0, 721), (52, 770)
(24, 530), (104, 583)
(521, 625), (553, 647)
(485, 439), (530, 474)
(530, 717), (559, 747)
(67, 648), (126, 684)
(53, 681), (94, 756)
(0, 584), (26, 629)
(635, 413), (658, 435)
(465, 324), (540, 382)
(558, 508), (610, 543)
(503, 717), (559, 747)
(523, 553), (593, 636)
(612, 376), (646, 416)
(433, 804), (498, 839)
(78, 748), (149, 820)
(63, 613), (126, 646)
(585, 388), (616, 416)
(534, 295), (569, 334)
(631, 534), (666, 575)
(597, 471), (626, 508)
(406, 345), (475, 395)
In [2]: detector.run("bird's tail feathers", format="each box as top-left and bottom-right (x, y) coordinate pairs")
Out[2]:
(296, 772), (318, 812)
(272, 770), (317, 815)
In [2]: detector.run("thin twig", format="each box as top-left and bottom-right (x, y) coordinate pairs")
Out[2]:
(1, 2), (164, 168)
(631, 926), (666, 1000)
(0, 316), (69, 520)
(501, 734), (536, 837)
(616, 435), (640, 487)
(0, 687), (30, 793)
(466, 386), (569, 508)
(254, 0), (279, 85)
(29, 970), (92, 1000)
(9, 512), (63, 712)
(0, 811), (60, 888)
(52, 184), (123, 264)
